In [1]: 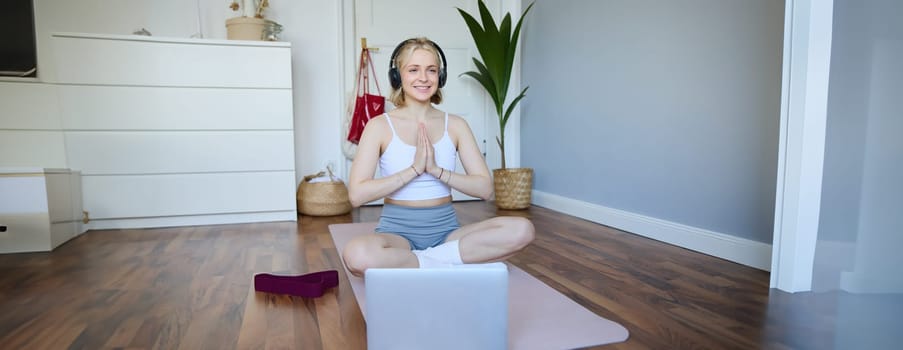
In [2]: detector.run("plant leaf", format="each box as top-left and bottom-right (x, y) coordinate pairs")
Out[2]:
(499, 14), (512, 46)
(477, 0), (499, 47)
(474, 59), (504, 111)
(456, 8), (492, 64)
(497, 13), (513, 96)
(502, 86), (529, 129)
(476, 0), (504, 86)
(460, 68), (500, 112)
(458, 6), (494, 74)
(460, 71), (495, 101)
(505, 2), (534, 94)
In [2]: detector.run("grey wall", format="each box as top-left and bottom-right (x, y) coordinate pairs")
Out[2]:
(520, 0), (784, 243)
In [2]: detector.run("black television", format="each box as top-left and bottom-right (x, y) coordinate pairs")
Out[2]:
(0, 0), (38, 78)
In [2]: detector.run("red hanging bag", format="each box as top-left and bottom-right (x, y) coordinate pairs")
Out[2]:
(347, 49), (384, 144)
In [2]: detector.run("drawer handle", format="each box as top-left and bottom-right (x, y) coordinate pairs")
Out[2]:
(0, 225), (7, 232)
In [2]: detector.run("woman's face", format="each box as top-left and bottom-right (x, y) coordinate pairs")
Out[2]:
(400, 48), (440, 103)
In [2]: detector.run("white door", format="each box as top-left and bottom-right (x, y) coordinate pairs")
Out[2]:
(351, 0), (498, 201)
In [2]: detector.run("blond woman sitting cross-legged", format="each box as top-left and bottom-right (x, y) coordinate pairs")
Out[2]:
(341, 37), (534, 278)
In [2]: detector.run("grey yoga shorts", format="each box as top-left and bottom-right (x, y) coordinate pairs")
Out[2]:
(375, 203), (461, 250)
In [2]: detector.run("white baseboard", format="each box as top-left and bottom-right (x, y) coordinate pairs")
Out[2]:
(531, 190), (772, 271)
(84, 210), (297, 231)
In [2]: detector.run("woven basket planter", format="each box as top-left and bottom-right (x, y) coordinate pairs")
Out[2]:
(226, 17), (266, 41)
(492, 168), (533, 210)
(297, 172), (352, 216)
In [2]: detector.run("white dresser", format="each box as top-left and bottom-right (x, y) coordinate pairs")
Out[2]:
(51, 33), (298, 229)
(0, 32), (297, 236)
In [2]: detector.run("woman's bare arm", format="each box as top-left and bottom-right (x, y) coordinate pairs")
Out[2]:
(347, 117), (419, 207)
(426, 115), (492, 200)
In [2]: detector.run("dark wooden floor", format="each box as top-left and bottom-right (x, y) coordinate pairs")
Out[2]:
(0, 201), (853, 349)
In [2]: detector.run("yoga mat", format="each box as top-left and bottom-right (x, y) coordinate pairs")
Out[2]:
(329, 223), (629, 350)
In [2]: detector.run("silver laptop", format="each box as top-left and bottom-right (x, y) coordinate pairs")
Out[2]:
(365, 263), (509, 350)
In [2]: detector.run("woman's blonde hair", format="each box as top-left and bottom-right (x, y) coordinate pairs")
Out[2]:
(388, 38), (443, 107)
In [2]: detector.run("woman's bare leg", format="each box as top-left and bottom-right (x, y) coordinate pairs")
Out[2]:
(444, 216), (534, 263)
(342, 233), (417, 277)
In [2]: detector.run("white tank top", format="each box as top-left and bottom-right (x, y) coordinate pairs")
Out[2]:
(379, 113), (458, 200)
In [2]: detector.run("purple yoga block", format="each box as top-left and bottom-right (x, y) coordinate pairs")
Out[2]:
(254, 270), (339, 298)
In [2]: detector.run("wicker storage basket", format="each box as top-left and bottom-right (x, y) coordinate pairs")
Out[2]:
(297, 171), (352, 216)
(492, 168), (533, 210)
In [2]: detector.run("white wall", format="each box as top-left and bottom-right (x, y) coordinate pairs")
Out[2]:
(808, 4), (903, 347)
(267, 1), (345, 180)
(815, 0), (903, 295)
(18, 0), (346, 185)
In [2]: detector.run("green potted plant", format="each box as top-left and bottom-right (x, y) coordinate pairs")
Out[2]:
(457, 0), (534, 209)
